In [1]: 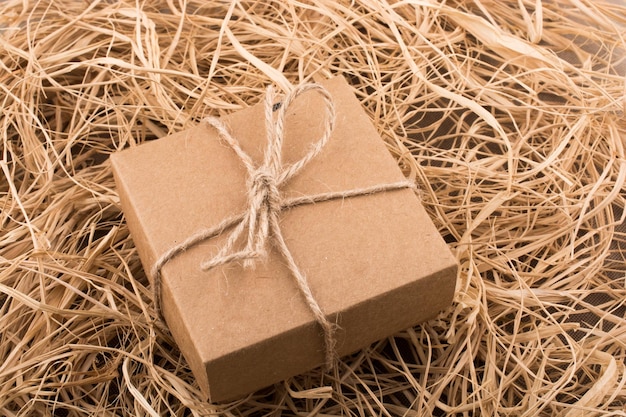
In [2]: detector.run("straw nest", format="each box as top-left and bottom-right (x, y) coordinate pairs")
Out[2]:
(1, 0), (625, 415)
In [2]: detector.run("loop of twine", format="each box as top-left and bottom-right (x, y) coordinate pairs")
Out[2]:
(151, 83), (416, 370)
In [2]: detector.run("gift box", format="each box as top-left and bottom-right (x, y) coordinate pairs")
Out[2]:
(110, 76), (457, 402)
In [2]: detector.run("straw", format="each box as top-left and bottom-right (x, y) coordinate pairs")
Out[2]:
(1, 0), (625, 415)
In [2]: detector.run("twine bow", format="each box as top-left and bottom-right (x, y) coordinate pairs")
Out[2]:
(152, 83), (416, 370)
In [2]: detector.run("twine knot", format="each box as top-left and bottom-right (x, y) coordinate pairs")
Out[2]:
(250, 167), (277, 191)
(249, 167), (280, 214)
(151, 82), (417, 372)
(243, 167), (281, 266)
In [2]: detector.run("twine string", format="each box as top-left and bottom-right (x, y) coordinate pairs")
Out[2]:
(151, 83), (416, 370)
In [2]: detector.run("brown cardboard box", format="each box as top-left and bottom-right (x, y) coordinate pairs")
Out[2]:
(111, 76), (457, 402)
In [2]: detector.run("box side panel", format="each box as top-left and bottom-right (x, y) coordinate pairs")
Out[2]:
(205, 263), (457, 402)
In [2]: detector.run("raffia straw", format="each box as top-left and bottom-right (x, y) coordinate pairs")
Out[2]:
(1, 0), (626, 415)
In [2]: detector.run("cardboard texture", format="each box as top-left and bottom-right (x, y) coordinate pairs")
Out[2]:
(111, 76), (457, 402)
